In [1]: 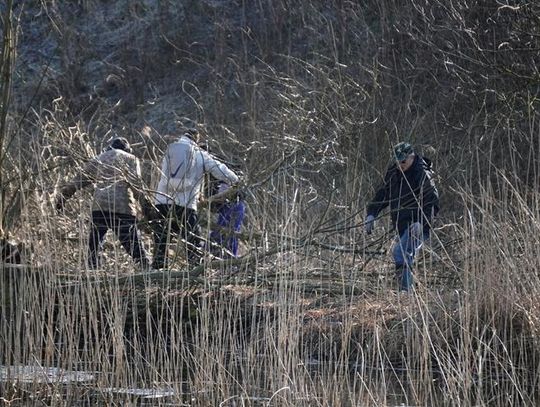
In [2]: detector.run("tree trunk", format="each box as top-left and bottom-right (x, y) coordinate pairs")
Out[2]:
(0, 0), (15, 238)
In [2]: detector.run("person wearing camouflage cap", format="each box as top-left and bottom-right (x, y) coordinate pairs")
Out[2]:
(364, 142), (439, 291)
(56, 137), (151, 270)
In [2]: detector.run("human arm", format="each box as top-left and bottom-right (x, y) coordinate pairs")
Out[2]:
(201, 151), (239, 185)
(126, 156), (156, 218)
(55, 159), (97, 211)
(364, 214), (375, 234)
(366, 167), (393, 218)
(364, 167), (393, 234)
(419, 168), (439, 223)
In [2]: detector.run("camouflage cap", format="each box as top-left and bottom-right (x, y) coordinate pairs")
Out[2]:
(393, 142), (414, 161)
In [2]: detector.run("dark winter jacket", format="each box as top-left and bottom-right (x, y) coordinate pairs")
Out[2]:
(367, 154), (439, 234)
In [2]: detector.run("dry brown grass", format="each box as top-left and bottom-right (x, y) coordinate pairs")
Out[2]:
(1, 0), (540, 405)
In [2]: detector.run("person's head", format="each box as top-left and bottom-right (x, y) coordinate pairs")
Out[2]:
(109, 137), (132, 154)
(393, 142), (415, 171)
(182, 127), (201, 144)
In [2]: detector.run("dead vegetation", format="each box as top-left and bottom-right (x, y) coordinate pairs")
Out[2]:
(1, 0), (540, 405)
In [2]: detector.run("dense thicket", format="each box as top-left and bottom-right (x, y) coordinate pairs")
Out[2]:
(1, 1), (539, 233)
(2, 1), (540, 405)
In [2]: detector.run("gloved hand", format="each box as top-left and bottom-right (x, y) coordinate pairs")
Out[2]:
(365, 215), (375, 234)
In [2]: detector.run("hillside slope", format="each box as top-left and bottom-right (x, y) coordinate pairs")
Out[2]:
(8, 0), (539, 179)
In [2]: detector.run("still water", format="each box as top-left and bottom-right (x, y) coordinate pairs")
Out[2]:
(0, 364), (420, 406)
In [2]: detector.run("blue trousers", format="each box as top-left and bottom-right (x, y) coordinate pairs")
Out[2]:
(208, 200), (245, 258)
(392, 222), (430, 291)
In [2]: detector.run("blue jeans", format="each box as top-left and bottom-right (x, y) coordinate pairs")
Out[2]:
(392, 222), (430, 291)
(208, 200), (245, 258)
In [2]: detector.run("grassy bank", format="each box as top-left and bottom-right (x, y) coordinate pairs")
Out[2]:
(2, 174), (540, 406)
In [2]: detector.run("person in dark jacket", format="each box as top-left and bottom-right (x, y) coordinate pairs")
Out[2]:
(365, 142), (439, 291)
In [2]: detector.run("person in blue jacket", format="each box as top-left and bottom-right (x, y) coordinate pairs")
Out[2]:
(364, 142), (439, 291)
(207, 182), (246, 258)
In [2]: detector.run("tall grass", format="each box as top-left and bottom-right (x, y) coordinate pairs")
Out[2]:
(2, 132), (540, 405)
(2, 0), (540, 405)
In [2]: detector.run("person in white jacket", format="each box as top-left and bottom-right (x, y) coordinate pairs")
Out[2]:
(151, 130), (239, 268)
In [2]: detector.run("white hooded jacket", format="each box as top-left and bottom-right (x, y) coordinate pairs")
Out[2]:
(154, 136), (239, 210)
